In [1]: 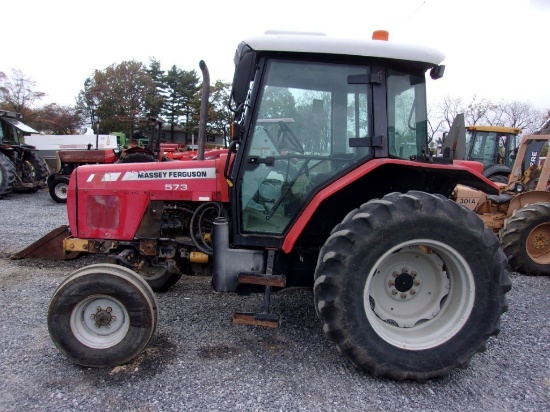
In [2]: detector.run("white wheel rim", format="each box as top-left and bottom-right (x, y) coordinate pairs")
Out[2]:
(70, 294), (130, 349)
(54, 183), (68, 199)
(364, 240), (475, 350)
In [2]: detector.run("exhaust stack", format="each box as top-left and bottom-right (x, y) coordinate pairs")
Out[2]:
(197, 60), (210, 160)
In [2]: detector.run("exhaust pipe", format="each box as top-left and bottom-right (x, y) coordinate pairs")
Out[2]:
(197, 60), (210, 160)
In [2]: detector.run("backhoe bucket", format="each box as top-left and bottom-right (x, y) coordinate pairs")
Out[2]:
(11, 225), (80, 260)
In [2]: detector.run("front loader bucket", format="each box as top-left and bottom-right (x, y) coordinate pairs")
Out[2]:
(11, 225), (80, 260)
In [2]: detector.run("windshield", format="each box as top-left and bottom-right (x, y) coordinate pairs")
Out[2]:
(239, 59), (373, 234)
(466, 130), (498, 168)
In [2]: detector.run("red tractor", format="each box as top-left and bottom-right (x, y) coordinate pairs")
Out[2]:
(47, 117), (167, 203)
(18, 31), (510, 381)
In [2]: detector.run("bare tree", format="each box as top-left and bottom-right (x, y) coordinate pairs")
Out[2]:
(429, 95), (546, 136)
(496, 100), (545, 133)
(462, 95), (495, 126)
(0, 69), (46, 119)
(432, 95), (464, 129)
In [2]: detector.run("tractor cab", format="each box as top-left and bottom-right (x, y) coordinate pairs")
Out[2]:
(225, 32), (491, 248)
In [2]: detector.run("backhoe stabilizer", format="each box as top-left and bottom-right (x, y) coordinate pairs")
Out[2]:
(11, 225), (80, 260)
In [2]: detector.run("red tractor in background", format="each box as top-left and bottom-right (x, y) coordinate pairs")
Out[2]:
(47, 117), (173, 202)
(17, 31), (510, 381)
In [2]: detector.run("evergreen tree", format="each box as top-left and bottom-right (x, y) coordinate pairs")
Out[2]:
(161, 66), (200, 143)
(145, 58), (165, 118)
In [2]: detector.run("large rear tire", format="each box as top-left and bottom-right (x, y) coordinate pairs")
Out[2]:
(500, 202), (550, 276)
(314, 191), (510, 381)
(117, 153), (156, 163)
(48, 264), (158, 367)
(13, 151), (49, 192)
(0, 152), (15, 198)
(488, 174), (509, 184)
(134, 264), (183, 292)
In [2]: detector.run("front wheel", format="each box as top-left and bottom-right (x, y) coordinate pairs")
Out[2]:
(500, 202), (550, 276)
(48, 264), (158, 367)
(48, 176), (70, 203)
(314, 191), (510, 381)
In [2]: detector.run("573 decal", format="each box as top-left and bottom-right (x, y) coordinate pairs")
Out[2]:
(165, 184), (188, 191)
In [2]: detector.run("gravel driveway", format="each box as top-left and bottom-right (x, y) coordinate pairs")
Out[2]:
(0, 190), (549, 412)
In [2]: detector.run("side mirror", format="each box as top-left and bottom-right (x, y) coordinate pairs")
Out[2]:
(231, 44), (256, 108)
(430, 65), (445, 80)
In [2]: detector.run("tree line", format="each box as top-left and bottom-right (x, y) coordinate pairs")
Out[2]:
(0, 61), (232, 143)
(428, 95), (549, 148)
(1, 66), (548, 146)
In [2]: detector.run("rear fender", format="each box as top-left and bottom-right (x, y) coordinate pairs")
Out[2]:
(282, 158), (500, 253)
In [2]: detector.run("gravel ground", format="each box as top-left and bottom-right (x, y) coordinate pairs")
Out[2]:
(0, 190), (549, 412)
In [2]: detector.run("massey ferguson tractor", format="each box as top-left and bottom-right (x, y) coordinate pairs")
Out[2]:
(17, 30), (511, 381)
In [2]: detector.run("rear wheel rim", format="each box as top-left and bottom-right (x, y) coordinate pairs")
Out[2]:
(364, 239), (475, 350)
(526, 222), (550, 264)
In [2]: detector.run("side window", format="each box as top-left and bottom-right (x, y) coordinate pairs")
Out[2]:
(387, 69), (427, 160)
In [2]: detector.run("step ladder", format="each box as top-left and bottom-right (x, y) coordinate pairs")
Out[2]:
(232, 249), (286, 328)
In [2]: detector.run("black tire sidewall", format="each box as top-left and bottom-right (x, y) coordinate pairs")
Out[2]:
(49, 176), (70, 203)
(502, 204), (550, 275)
(117, 153), (156, 163)
(141, 269), (182, 292)
(0, 152), (15, 196)
(48, 273), (155, 367)
(315, 193), (506, 378)
(343, 222), (498, 370)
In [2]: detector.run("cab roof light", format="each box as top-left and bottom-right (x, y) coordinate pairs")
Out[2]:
(372, 30), (389, 41)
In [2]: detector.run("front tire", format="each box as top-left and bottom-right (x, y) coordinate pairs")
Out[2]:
(314, 191), (510, 381)
(48, 264), (158, 367)
(48, 176), (70, 203)
(500, 202), (550, 276)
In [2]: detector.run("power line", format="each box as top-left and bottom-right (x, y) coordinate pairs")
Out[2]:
(404, 0), (427, 25)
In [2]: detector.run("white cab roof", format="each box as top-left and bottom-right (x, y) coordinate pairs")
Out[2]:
(243, 32), (445, 66)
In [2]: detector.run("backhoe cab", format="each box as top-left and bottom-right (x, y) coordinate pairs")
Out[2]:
(25, 31), (510, 381)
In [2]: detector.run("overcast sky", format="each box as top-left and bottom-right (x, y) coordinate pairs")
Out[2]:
(4, 0), (549, 112)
